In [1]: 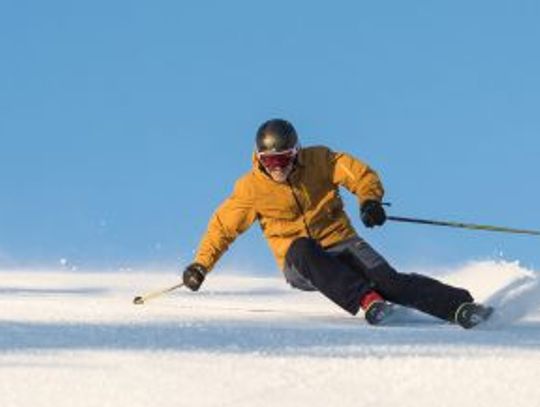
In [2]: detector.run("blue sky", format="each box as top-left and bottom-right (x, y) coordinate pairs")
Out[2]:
(1, 1), (539, 273)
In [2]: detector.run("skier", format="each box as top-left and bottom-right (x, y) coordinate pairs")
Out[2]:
(182, 118), (492, 328)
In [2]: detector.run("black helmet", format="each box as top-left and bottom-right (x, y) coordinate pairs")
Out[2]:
(255, 119), (299, 153)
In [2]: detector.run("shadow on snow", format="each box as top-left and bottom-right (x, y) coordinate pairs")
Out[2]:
(0, 287), (107, 296)
(2, 317), (540, 357)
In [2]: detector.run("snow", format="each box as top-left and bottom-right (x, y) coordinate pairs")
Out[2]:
(1, 260), (540, 407)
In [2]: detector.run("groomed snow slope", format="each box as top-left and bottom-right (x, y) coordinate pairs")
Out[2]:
(1, 260), (539, 407)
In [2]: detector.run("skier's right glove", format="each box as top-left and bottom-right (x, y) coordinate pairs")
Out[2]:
(182, 263), (208, 291)
(360, 200), (387, 228)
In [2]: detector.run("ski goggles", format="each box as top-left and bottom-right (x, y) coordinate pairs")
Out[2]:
(257, 148), (298, 171)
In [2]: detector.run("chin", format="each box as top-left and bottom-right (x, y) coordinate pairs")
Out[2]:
(270, 174), (287, 182)
(268, 164), (293, 182)
(269, 170), (289, 183)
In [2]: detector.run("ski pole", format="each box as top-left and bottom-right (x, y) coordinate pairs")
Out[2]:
(133, 282), (185, 305)
(387, 215), (540, 236)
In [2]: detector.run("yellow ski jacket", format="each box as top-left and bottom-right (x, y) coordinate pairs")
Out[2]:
(194, 146), (384, 271)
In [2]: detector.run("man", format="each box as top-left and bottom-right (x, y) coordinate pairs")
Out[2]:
(182, 119), (493, 328)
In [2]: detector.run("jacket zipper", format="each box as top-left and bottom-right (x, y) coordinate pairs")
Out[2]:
(287, 179), (313, 239)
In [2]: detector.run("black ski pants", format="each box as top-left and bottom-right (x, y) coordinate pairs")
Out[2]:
(283, 236), (474, 321)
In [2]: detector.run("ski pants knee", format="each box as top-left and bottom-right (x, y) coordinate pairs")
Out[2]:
(283, 236), (474, 321)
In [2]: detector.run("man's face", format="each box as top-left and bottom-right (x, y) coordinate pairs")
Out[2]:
(267, 163), (294, 183)
(257, 148), (298, 183)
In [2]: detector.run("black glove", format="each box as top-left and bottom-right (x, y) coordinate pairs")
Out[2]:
(182, 263), (208, 291)
(360, 200), (387, 228)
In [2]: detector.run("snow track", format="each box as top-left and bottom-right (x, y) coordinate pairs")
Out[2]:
(1, 261), (539, 407)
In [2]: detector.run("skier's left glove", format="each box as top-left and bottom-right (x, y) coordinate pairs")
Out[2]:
(360, 200), (387, 228)
(182, 263), (208, 291)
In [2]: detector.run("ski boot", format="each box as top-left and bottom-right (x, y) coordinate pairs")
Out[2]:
(361, 290), (393, 325)
(455, 302), (494, 329)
